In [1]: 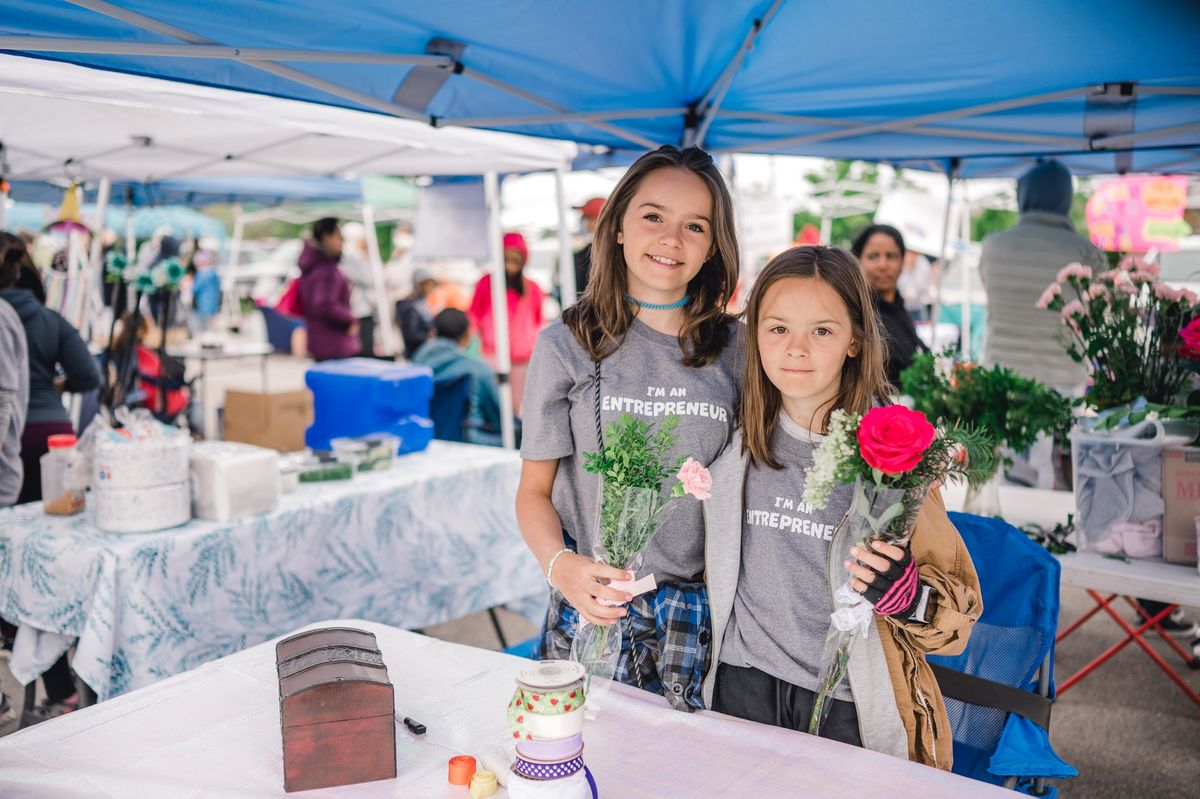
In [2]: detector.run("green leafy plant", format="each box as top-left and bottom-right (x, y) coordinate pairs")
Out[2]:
(901, 350), (1074, 465)
(1021, 514), (1077, 556)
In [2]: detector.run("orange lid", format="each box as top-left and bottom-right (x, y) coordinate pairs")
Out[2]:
(47, 434), (78, 449)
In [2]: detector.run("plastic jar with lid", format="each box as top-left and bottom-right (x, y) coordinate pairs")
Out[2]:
(41, 433), (86, 515)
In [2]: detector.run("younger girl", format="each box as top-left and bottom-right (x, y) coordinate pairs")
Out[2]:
(701, 246), (980, 768)
(518, 145), (742, 709)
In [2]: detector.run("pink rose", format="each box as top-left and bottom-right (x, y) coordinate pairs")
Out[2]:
(676, 457), (712, 500)
(856, 406), (935, 476)
(1035, 283), (1062, 309)
(1181, 318), (1200, 360)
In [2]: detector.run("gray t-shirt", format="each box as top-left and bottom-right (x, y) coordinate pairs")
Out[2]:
(721, 414), (854, 699)
(522, 317), (743, 583)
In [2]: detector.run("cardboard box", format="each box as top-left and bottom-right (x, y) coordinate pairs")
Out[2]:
(1163, 447), (1200, 566)
(223, 389), (313, 452)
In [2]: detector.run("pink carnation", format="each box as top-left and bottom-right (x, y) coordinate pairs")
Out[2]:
(1035, 283), (1062, 309)
(1182, 289), (1198, 306)
(1060, 299), (1085, 319)
(1154, 284), (1183, 302)
(1138, 260), (1161, 278)
(1118, 282), (1139, 296)
(676, 457), (712, 500)
(1098, 269), (1122, 283)
(1087, 284), (1108, 300)
(1056, 263), (1093, 283)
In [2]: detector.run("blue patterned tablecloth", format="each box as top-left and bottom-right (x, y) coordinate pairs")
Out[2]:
(0, 442), (547, 700)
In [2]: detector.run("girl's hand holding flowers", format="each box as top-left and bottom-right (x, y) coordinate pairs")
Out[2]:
(846, 541), (922, 618)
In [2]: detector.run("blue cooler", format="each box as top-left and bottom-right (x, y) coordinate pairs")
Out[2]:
(305, 359), (435, 454)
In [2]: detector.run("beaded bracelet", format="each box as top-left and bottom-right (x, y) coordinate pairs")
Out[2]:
(545, 548), (571, 589)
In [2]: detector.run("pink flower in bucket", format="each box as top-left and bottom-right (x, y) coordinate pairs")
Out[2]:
(675, 457), (712, 500)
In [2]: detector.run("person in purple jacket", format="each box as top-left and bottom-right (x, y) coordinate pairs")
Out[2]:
(297, 218), (361, 361)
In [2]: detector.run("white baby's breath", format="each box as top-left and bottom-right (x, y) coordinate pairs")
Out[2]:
(803, 409), (860, 509)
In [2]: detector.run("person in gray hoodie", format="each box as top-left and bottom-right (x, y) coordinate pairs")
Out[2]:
(0, 294), (28, 507)
(979, 160), (1101, 393)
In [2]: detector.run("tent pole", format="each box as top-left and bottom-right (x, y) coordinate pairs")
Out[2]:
(484, 172), (515, 450)
(223, 206), (244, 330)
(0, 184), (7, 231)
(554, 168), (576, 308)
(732, 87), (1087, 154)
(82, 176), (111, 340)
(959, 179), (971, 359)
(928, 162), (957, 357)
(361, 203), (397, 358)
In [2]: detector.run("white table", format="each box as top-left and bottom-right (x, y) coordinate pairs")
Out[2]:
(0, 442), (545, 700)
(0, 619), (1011, 799)
(167, 341), (275, 437)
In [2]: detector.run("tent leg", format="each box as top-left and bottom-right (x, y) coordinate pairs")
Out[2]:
(554, 168), (576, 308)
(82, 177), (111, 341)
(484, 172), (515, 450)
(959, 179), (971, 359)
(362, 203), (397, 358)
(928, 161), (958, 355)
(223, 207), (244, 330)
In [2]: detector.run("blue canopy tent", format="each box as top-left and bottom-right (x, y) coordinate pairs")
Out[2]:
(1, 0), (1197, 177)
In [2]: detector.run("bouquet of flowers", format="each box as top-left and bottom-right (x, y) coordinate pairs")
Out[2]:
(1036, 257), (1199, 414)
(803, 405), (993, 735)
(572, 413), (711, 697)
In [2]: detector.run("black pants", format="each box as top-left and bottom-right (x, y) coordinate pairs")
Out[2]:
(713, 662), (863, 747)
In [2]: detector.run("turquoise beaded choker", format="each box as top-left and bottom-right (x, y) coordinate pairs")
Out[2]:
(625, 293), (689, 311)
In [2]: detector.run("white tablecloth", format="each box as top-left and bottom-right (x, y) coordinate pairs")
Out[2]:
(0, 619), (1010, 798)
(0, 442), (546, 699)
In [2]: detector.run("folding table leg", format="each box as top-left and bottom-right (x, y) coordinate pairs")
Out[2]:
(1057, 594), (1176, 694)
(1055, 593), (1113, 643)
(1124, 596), (1200, 666)
(1084, 591), (1200, 707)
(487, 607), (509, 650)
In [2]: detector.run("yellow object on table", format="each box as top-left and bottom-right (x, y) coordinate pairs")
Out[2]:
(469, 770), (498, 798)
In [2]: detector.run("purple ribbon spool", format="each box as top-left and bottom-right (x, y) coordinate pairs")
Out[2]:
(516, 733), (584, 763)
(513, 753), (586, 781)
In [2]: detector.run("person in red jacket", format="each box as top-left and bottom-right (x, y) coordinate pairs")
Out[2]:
(468, 231), (544, 415)
(297, 218), (360, 361)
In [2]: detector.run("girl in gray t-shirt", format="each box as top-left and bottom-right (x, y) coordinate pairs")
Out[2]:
(517, 145), (743, 707)
(702, 246), (981, 768)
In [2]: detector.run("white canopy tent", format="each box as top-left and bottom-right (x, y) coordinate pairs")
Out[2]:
(0, 55), (578, 447)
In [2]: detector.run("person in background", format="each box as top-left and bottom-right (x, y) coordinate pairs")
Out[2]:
(411, 308), (505, 446)
(979, 160), (1097, 394)
(468, 231), (544, 415)
(0, 231), (98, 720)
(338, 222), (379, 357)
(0, 294), (26, 726)
(146, 235), (182, 329)
(571, 196), (605, 303)
(187, 250), (222, 333)
(897, 249), (934, 322)
(851, 224), (928, 385)
(297, 217), (360, 362)
(395, 268), (437, 358)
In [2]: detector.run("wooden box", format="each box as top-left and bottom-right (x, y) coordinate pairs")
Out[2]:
(276, 627), (397, 792)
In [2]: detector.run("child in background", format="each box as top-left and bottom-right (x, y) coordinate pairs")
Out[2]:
(701, 245), (981, 768)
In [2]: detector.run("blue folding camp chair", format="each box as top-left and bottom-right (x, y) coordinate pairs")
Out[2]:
(929, 512), (1077, 796)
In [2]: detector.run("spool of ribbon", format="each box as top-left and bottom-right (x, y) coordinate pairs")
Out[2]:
(513, 753), (585, 781)
(509, 683), (585, 716)
(507, 765), (594, 799)
(517, 733), (584, 763)
(448, 754), (476, 785)
(516, 660), (587, 692)
(508, 704), (586, 741)
(469, 770), (498, 798)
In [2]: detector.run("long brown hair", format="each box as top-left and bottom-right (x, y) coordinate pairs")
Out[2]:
(562, 145), (739, 367)
(740, 246), (890, 469)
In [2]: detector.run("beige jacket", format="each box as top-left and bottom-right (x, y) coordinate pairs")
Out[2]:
(702, 432), (982, 769)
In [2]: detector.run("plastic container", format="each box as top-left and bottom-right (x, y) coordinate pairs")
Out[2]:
(331, 434), (399, 472)
(305, 359), (434, 454)
(41, 434), (85, 515)
(330, 438), (369, 470)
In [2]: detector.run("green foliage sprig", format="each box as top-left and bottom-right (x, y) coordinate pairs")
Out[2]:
(901, 350), (1074, 462)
